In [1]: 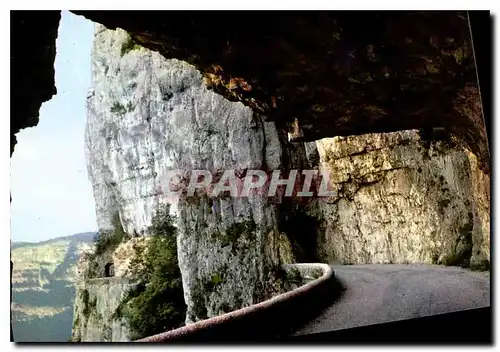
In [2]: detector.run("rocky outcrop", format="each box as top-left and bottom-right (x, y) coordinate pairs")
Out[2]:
(71, 237), (150, 342)
(113, 237), (150, 278)
(71, 278), (137, 342)
(84, 25), (293, 332)
(310, 130), (489, 267)
(76, 11), (489, 174)
(466, 151), (490, 269)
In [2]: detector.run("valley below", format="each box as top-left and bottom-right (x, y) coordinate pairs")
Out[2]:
(11, 232), (95, 342)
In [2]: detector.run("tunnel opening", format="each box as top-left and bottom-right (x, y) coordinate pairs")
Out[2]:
(105, 262), (115, 278)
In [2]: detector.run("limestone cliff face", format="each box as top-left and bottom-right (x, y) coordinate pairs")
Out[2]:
(84, 24), (292, 331)
(72, 237), (145, 342)
(71, 278), (137, 342)
(310, 130), (489, 268)
(466, 151), (490, 268)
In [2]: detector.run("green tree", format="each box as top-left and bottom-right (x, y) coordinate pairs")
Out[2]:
(117, 204), (186, 340)
(84, 212), (127, 279)
(94, 212), (127, 256)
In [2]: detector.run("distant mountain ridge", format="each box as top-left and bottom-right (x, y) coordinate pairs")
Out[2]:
(11, 231), (95, 342)
(11, 232), (95, 250)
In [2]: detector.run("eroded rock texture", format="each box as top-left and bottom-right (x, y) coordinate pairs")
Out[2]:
(76, 11), (490, 174)
(466, 151), (490, 269)
(72, 237), (148, 342)
(309, 130), (489, 268)
(84, 26), (293, 329)
(72, 278), (137, 342)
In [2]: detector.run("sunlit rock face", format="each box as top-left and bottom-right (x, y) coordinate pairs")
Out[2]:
(72, 278), (137, 342)
(465, 151), (490, 269)
(85, 25), (293, 327)
(310, 130), (489, 268)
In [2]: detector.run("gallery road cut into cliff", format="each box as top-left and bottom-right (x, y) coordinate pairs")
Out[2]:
(294, 264), (490, 336)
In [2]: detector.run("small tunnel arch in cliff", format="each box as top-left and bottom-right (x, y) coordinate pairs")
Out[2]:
(105, 262), (115, 277)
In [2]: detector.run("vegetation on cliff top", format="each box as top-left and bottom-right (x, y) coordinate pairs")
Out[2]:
(83, 212), (127, 279)
(120, 34), (142, 56)
(94, 213), (127, 256)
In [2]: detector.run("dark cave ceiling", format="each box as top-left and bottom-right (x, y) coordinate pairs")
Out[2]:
(10, 10), (489, 172)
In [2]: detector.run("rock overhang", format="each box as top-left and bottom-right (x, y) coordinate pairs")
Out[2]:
(11, 11), (489, 173)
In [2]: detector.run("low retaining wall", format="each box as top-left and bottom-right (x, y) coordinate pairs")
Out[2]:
(283, 263), (325, 282)
(137, 263), (340, 342)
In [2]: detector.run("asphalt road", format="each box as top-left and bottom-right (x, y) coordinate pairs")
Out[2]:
(294, 264), (491, 336)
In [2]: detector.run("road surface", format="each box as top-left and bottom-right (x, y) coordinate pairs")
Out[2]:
(294, 264), (490, 336)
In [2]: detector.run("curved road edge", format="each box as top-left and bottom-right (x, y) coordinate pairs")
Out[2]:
(137, 263), (342, 342)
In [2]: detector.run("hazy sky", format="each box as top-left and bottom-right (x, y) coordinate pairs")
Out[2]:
(10, 11), (97, 243)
